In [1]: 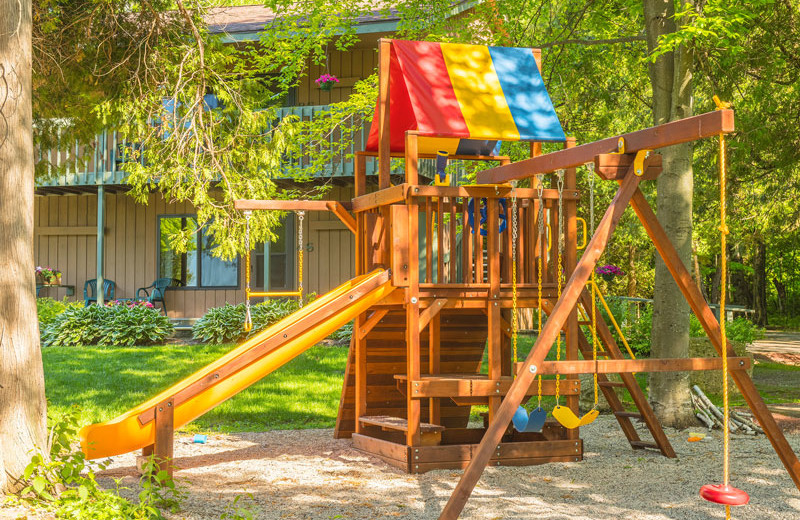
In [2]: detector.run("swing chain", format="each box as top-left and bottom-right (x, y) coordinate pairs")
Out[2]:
(511, 181), (518, 368)
(555, 170), (565, 404)
(297, 211), (305, 308)
(243, 210), (253, 333)
(536, 174), (545, 406)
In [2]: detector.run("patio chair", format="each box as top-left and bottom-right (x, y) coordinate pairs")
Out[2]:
(136, 278), (183, 315)
(84, 279), (116, 306)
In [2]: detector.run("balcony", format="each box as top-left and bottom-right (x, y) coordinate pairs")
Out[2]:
(35, 105), (436, 194)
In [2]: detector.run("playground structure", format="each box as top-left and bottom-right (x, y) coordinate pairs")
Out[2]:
(79, 39), (800, 518)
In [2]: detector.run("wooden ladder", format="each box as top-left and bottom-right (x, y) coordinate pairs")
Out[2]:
(576, 290), (676, 458)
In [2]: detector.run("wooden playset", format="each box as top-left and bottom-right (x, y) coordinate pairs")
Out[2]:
(80, 39), (800, 519)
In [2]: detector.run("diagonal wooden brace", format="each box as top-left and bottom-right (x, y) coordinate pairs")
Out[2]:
(629, 188), (800, 491)
(439, 159), (651, 519)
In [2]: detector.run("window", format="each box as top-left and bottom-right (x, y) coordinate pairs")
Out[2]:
(158, 216), (239, 288)
(252, 216), (295, 291)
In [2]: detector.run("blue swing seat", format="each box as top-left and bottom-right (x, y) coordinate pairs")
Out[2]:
(512, 405), (547, 433)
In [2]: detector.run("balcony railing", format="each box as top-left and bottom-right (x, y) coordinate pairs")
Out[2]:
(35, 105), (436, 190)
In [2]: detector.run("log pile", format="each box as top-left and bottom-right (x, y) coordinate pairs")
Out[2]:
(691, 385), (764, 435)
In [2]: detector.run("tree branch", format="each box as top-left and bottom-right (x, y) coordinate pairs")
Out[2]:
(536, 35), (646, 49)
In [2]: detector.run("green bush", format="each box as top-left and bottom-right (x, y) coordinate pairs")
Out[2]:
(37, 297), (82, 329)
(192, 299), (302, 344)
(16, 407), (183, 518)
(42, 303), (173, 347)
(328, 320), (353, 342)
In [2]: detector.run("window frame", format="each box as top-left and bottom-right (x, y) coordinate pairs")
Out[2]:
(157, 214), (241, 290)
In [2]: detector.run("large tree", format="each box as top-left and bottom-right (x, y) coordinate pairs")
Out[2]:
(643, 0), (696, 427)
(0, 0), (46, 492)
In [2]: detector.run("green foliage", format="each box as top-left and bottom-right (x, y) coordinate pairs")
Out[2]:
(690, 314), (764, 345)
(192, 299), (302, 344)
(16, 407), (183, 519)
(328, 321), (353, 342)
(37, 297), (82, 330)
(42, 305), (173, 347)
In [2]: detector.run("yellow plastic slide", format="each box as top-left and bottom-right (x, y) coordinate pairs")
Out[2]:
(80, 269), (394, 459)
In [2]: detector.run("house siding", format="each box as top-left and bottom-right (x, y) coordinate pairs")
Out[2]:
(33, 185), (355, 319)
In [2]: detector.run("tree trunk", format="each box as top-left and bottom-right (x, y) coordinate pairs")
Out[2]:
(0, 0), (47, 493)
(753, 238), (768, 327)
(774, 277), (786, 314)
(643, 0), (696, 428)
(626, 244), (637, 297)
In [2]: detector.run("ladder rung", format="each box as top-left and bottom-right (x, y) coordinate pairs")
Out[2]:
(614, 411), (642, 419)
(578, 320), (591, 325)
(599, 381), (626, 388)
(630, 441), (660, 450)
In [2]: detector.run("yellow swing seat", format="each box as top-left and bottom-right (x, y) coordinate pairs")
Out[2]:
(552, 405), (598, 429)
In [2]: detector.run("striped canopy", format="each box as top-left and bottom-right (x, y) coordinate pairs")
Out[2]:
(365, 40), (566, 156)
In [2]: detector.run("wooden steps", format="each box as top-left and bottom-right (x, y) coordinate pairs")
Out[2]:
(334, 309), (489, 438)
(576, 290), (676, 459)
(359, 415), (444, 433)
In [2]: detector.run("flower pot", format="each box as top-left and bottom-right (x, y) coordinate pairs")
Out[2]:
(600, 273), (615, 283)
(319, 81), (334, 91)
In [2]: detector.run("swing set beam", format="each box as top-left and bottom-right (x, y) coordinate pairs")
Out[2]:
(475, 109), (734, 185)
(522, 356), (751, 375)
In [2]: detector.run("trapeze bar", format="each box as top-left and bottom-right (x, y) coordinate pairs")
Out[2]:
(517, 356), (752, 375)
(247, 291), (302, 298)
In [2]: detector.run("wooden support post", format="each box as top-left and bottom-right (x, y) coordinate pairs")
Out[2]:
(429, 314), (441, 425)
(406, 201), (422, 446)
(154, 398), (174, 478)
(439, 164), (647, 520)
(487, 195), (501, 424)
(563, 138), (579, 441)
(629, 188), (800, 491)
(378, 39), (391, 190)
(406, 132), (419, 185)
(355, 154), (366, 276)
(355, 313), (368, 434)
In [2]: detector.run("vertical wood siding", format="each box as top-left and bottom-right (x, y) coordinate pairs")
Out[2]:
(34, 187), (357, 319)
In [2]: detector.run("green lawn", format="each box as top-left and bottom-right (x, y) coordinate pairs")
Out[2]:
(43, 343), (349, 433)
(43, 336), (800, 434)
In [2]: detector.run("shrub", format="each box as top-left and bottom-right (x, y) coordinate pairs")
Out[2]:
(192, 299), (302, 344)
(328, 320), (353, 342)
(42, 303), (173, 347)
(37, 297), (82, 329)
(16, 407), (183, 518)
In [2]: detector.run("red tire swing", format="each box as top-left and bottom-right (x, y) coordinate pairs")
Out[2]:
(700, 97), (749, 516)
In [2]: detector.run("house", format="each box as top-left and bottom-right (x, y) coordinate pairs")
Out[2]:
(33, 6), (426, 319)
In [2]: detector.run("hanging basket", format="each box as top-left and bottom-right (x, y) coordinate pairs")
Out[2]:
(600, 273), (616, 283)
(319, 81), (335, 91)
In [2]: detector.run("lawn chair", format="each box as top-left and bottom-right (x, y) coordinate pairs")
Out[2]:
(136, 278), (182, 315)
(84, 279), (116, 306)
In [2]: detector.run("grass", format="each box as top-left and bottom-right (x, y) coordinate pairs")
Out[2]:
(43, 335), (800, 434)
(43, 343), (349, 433)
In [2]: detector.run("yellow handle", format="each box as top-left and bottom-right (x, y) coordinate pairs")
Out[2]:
(546, 223), (552, 252)
(576, 217), (588, 250)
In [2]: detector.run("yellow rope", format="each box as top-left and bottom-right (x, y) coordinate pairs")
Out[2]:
(719, 121), (731, 520)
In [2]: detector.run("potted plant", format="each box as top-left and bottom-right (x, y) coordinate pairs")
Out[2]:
(315, 73), (339, 91)
(596, 264), (624, 283)
(36, 266), (62, 285)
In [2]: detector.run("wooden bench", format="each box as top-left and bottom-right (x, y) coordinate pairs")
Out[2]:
(359, 415), (444, 446)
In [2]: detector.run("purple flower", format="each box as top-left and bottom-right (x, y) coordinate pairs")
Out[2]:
(596, 264), (624, 277)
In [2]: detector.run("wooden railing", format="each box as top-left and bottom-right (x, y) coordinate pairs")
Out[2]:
(353, 180), (581, 295)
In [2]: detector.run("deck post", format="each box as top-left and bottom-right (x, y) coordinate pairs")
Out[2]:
(96, 184), (105, 305)
(564, 137), (580, 441)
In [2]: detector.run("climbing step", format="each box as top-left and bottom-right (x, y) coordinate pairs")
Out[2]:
(614, 411), (643, 420)
(630, 441), (661, 451)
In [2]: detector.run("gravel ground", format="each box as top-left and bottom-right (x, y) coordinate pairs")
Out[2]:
(91, 416), (800, 519)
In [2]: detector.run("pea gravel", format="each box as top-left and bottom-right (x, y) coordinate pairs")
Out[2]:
(95, 415), (800, 519)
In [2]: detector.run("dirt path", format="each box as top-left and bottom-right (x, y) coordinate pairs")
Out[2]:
(750, 331), (800, 365)
(90, 416), (800, 520)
